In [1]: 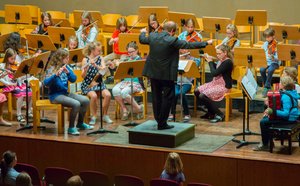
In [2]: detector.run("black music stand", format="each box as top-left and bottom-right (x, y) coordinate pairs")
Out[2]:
(232, 69), (260, 148)
(87, 70), (118, 135)
(114, 60), (145, 126)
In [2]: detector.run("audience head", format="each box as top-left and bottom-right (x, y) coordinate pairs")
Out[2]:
(116, 17), (128, 32)
(283, 66), (298, 82)
(226, 24), (239, 38)
(41, 12), (52, 27)
(3, 48), (17, 66)
(148, 13), (159, 33)
(164, 152), (183, 175)
(4, 32), (22, 52)
(66, 175), (83, 186)
(280, 76), (295, 90)
(83, 41), (102, 56)
(163, 21), (177, 36)
(16, 172), (32, 186)
(263, 28), (275, 42)
(185, 18), (196, 34)
(81, 11), (93, 26)
(216, 44), (233, 61)
(0, 150), (17, 181)
(126, 41), (139, 58)
(68, 36), (78, 50)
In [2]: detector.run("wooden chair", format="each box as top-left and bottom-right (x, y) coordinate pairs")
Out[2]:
(115, 77), (148, 119)
(0, 10), (4, 18)
(46, 11), (66, 19)
(0, 83), (13, 121)
(69, 13), (74, 27)
(26, 5), (41, 24)
(102, 14), (122, 33)
(126, 15), (147, 33)
(97, 33), (108, 56)
(0, 24), (18, 35)
(224, 66), (246, 122)
(30, 80), (65, 134)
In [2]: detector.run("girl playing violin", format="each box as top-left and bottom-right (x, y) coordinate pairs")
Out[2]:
(0, 48), (33, 124)
(4, 32), (25, 62)
(31, 12), (53, 35)
(178, 18), (202, 42)
(216, 24), (240, 52)
(76, 11), (98, 48)
(148, 13), (162, 34)
(81, 41), (113, 125)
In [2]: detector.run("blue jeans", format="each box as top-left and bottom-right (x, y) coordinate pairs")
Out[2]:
(260, 63), (279, 89)
(171, 84), (192, 115)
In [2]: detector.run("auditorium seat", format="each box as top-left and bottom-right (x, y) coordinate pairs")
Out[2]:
(187, 182), (212, 186)
(44, 167), (73, 186)
(15, 163), (42, 186)
(150, 178), (179, 186)
(80, 170), (110, 186)
(114, 174), (144, 186)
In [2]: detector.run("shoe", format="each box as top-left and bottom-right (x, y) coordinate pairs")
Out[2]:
(167, 114), (174, 122)
(183, 115), (191, 123)
(158, 124), (174, 130)
(89, 116), (97, 125)
(0, 120), (12, 127)
(28, 112), (33, 119)
(76, 123), (94, 130)
(209, 115), (224, 123)
(136, 104), (144, 120)
(17, 115), (25, 123)
(253, 143), (269, 151)
(68, 127), (80, 136)
(121, 111), (130, 121)
(200, 113), (214, 119)
(262, 88), (270, 98)
(103, 115), (113, 124)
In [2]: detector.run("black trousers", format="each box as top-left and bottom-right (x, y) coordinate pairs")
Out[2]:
(196, 92), (224, 117)
(150, 78), (175, 127)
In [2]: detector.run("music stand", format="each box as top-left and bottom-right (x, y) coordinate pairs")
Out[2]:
(235, 10), (267, 47)
(202, 16), (232, 45)
(270, 25), (300, 43)
(52, 18), (72, 27)
(47, 26), (76, 48)
(73, 10), (104, 29)
(69, 48), (84, 66)
(4, 5), (32, 24)
(138, 6), (169, 24)
(25, 34), (57, 51)
(168, 11), (199, 32)
(234, 47), (265, 68)
(0, 34), (10, 52)
(232, 68), (260, 148)
(277, 44), (300, 79)
(113, 60), (145, 126)
(15, 57), (34, 132)
(118, 33), (149, 56)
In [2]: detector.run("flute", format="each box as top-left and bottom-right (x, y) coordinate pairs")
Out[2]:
(179, 52), (190, 58)
(81, 55), (101, 69)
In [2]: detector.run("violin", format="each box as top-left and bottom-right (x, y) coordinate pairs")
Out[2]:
(268, 39), (277, 55)
(186, 31), (201, 42)
(227, 37), (238, 49)
(83, 24), (92, 37)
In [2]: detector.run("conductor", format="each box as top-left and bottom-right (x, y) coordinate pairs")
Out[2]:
(139, 21), (213, 130)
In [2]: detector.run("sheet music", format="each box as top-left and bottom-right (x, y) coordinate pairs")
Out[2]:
(178, 60), (189, 71)
(241, 69), (257, 100)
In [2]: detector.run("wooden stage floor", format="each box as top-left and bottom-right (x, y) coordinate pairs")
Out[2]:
(1, 103), (300, 186)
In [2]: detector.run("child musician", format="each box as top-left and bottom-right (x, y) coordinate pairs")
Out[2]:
(81, 41), (113, 125)
(254, 76), (299, 151)
(260, 28), (280, 98)
(0, 48), (33, 123)
(44, 48), (92, 136)
(168, 18), (202, 122)
(31, 12), (53, 35)
(68, 35), (79, 50)
(0, 91), (11, 126)
(148, 13), (162, 34)
(216, 24), (240, 52)
(112, 41), (144, 120)
(76, 11), (98, 48)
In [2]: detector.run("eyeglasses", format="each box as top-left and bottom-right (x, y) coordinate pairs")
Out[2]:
(128, 50), (136, 54)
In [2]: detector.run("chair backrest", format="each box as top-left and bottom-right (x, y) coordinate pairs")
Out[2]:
(150, 178), (179, 186)
(46, 11), (66, 19)
(15, 163), (42, 186)
(79, 171), (110, 186)
(44, 167), (73, 186)
(30, 80), (40, 104)
(102, 14), (122, 26)
(187, 182), (212, 186)
(115, 174), (144, 186)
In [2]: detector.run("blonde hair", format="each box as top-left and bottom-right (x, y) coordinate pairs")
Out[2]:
(16, 172), (32, 186)
(116, 17), (128, 30)
(280, 76), (295, 90)
(3, 48), (17, 68)
(69, 35), (78, 44)
(81, 11), (93, 23)
(164, 152), (183, 175)
(49, 48), (69, 71)
(66, 175), (83, 186)
(82, 41), (102, 56)
(216, 44), (233, 60)
(226, 24), (239, 38)
(283, 67), (298, 82)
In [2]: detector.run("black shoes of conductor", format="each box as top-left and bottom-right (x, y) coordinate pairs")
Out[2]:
(158, 124), (174, 130)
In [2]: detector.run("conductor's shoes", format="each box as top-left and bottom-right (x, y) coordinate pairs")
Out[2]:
(158, 124), (174, 130)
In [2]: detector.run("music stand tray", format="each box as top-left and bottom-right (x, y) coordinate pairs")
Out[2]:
(234, 47), (266, 68)
(4, 4), (32, 24)
(69, 48), (84, 65)
(29, 51), (51, 75)
(277, 44), (300, 67)
(47, 26), (76, 47)
(270, 25), (300, 42)
(26, 34), (57, 51)
(168, 11), (199, 29)
(73, 10), (104, 29)
(138, 6), (169, 24)
(118, 33), (149, 53)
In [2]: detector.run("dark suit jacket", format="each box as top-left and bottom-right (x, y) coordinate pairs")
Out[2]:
(139, 31), (208, 81)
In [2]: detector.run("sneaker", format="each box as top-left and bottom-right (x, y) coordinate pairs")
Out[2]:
(0, 120), (12, 127)
(121, 111), (130, 121)
(89, 116), (97, 125)
(76, 123), (94, 130)
(28, 112), (33, 119)
(17, 115), (25, 123)
(183, 115), (191, 123)
(210, 115), (224, 123)
(68, 127), (80, 136)
(103, 115), (113, 124)
(136, 104), (144, 120)
(253, 143), (269, 151)
(167, 114), (174, 122)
